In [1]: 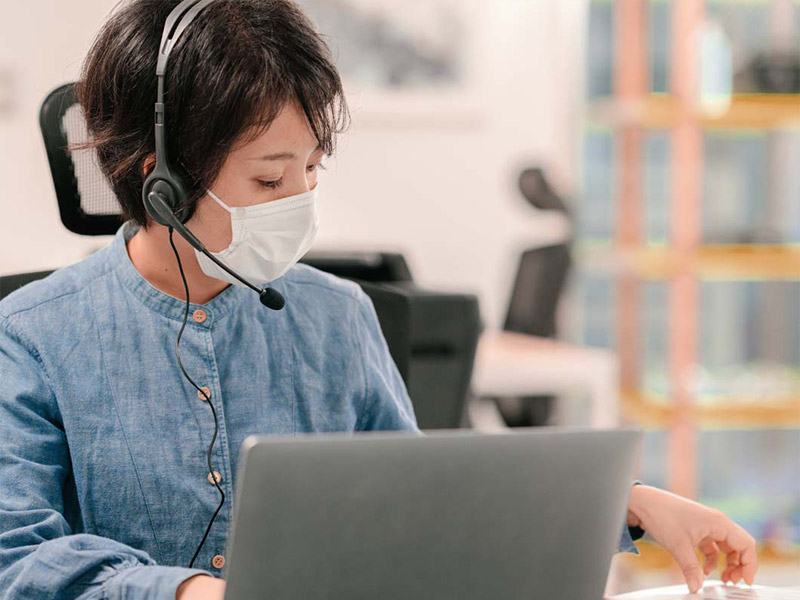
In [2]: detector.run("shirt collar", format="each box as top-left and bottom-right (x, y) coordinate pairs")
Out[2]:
(109, 220), (242, 325)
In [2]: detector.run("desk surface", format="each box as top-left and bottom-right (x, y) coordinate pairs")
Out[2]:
(606, 581), (800, 600)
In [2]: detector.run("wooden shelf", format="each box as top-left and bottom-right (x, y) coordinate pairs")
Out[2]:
(578, 245), (800, 280)
(589, 94), (800, 130)
(588, 1), (800, 500)
(621, 390), (800, 429)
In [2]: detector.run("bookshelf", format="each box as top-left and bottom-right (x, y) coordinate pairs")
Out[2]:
(589, 93), (800, 129)
(578, 0), (800, 564)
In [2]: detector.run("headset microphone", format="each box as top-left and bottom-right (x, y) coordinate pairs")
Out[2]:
(147, 192), (286, 310)
(141, 0), (285, 312)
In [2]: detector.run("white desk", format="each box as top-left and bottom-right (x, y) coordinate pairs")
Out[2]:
(470, 331), (620, 428)
(606, 581), (800, 599)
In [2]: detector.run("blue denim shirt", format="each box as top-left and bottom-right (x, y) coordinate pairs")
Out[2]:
(0, 221), (638, 600)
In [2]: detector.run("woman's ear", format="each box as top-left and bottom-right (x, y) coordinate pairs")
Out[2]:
(141, 154), (156, 178)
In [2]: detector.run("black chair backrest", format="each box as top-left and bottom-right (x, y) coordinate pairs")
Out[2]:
(39, 82), (123, 236)
(0, 271), (55, 301)
(503, 243), (572, 338)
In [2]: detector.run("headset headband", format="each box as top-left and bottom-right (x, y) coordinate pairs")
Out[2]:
(157, 0), (217, 78)
(153, 0), (217, 173)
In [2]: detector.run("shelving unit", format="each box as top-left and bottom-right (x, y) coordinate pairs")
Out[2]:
(579, 0), (800, 559)
(620, 389), (800, 429)
(577, 244), (800, 279)
(589, 93), (800, 129)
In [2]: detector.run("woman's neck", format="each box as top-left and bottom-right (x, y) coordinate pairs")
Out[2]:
(125, 223), (230, 305)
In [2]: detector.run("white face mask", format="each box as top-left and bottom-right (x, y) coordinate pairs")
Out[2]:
(195, 186), (319, 285)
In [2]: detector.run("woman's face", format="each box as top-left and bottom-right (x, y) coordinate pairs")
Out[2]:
(187, 100), (325, 253)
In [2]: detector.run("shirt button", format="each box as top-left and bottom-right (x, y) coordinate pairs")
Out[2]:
(197, 387), (211, 401)
(207, 470), (222, 485)
(211, 554), (226, 569)
(192, 309), (207, 323)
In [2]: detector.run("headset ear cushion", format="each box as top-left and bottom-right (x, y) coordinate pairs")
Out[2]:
(142, 167), (193, 226)
(169, 163), (194, 224)
(142, 178), (175, 227)
(168, 181), (193, 225)
(142, 174), (164, 226)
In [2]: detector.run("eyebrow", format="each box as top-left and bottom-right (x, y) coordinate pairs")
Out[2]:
(249, 144), (323, 161)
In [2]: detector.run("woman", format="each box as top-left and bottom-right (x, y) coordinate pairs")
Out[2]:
(0, 1), (757, 599)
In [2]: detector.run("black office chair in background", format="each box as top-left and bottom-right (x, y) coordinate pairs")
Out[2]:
(1, 82), (481, 431)
(489, 167), (573, 427)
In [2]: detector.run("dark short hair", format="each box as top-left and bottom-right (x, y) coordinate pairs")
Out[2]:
(71, 0), (350, 229)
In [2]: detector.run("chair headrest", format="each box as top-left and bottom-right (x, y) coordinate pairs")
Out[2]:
(39, 82), (123, 236)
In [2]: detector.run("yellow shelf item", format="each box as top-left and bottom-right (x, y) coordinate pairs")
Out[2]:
(578, 245), (800, 280)
(620, 389), (800, 429)
(589, 94), (800, 130)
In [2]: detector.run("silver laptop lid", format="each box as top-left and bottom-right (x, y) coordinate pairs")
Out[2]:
(223, 427), (642, 600)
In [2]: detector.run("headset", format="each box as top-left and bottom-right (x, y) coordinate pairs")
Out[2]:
(142, 0), (285, 311)
(140, 0), (283, 570)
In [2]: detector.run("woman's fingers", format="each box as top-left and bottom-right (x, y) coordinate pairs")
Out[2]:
(726, 565), (745, 585)
(671, 536), (706, 593)
(721, 548), (741, 584)
(712, 521), (758, 586)
(698, 537), (719, 575)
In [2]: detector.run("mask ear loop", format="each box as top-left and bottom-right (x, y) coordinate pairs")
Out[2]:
(206, 188), (236, 214)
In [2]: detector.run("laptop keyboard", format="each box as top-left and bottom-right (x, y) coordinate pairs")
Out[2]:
(612, 584), (800, 600)
(695, 587), (800, 599)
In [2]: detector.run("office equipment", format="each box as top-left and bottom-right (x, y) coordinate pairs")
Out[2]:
(222, 427), (642, 600)
(301, 250), (413, 283)
(356, 280), (480, 430)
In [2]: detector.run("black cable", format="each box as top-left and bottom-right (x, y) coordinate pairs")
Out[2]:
(168, 227), (225, 570)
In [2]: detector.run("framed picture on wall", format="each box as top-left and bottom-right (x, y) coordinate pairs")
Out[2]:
(297, 0), (486, 128)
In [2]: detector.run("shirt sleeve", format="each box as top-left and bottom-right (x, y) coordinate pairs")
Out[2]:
(351, 289), (422, 434)
(0, 316), (214, 600)
(616, 481), (646, 555)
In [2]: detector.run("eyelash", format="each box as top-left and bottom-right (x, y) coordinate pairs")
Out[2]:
(257, 163), (326, 189)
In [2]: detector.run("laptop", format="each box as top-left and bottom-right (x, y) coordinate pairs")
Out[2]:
(609, 581), (800, 600)
(222, 427), (642, 600)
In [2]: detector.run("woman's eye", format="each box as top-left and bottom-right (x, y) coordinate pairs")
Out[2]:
(257, 179), (281, 189)
(257, 164), (324, 189)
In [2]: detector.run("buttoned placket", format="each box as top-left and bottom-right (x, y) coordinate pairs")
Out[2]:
(188, 307), (235, 572)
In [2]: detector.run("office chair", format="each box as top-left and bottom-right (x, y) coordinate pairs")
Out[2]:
(2, 83), (122, 304)
(0, 270), (56, 301)
(22, 82), (481, 430)
(39, 83), (124, 236)
(488, 167), (573, 427)
(491, 244), (572, 426)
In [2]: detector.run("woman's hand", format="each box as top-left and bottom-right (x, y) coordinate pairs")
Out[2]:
(627, 484), (758, 593)
(175, 574), (226, 600)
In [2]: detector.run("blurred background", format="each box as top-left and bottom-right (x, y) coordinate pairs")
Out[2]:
(1, 0), (799, 595)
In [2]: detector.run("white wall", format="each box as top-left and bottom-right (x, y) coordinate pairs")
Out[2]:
(0, 0), (586, 329)
(0, 0), (122, 274)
